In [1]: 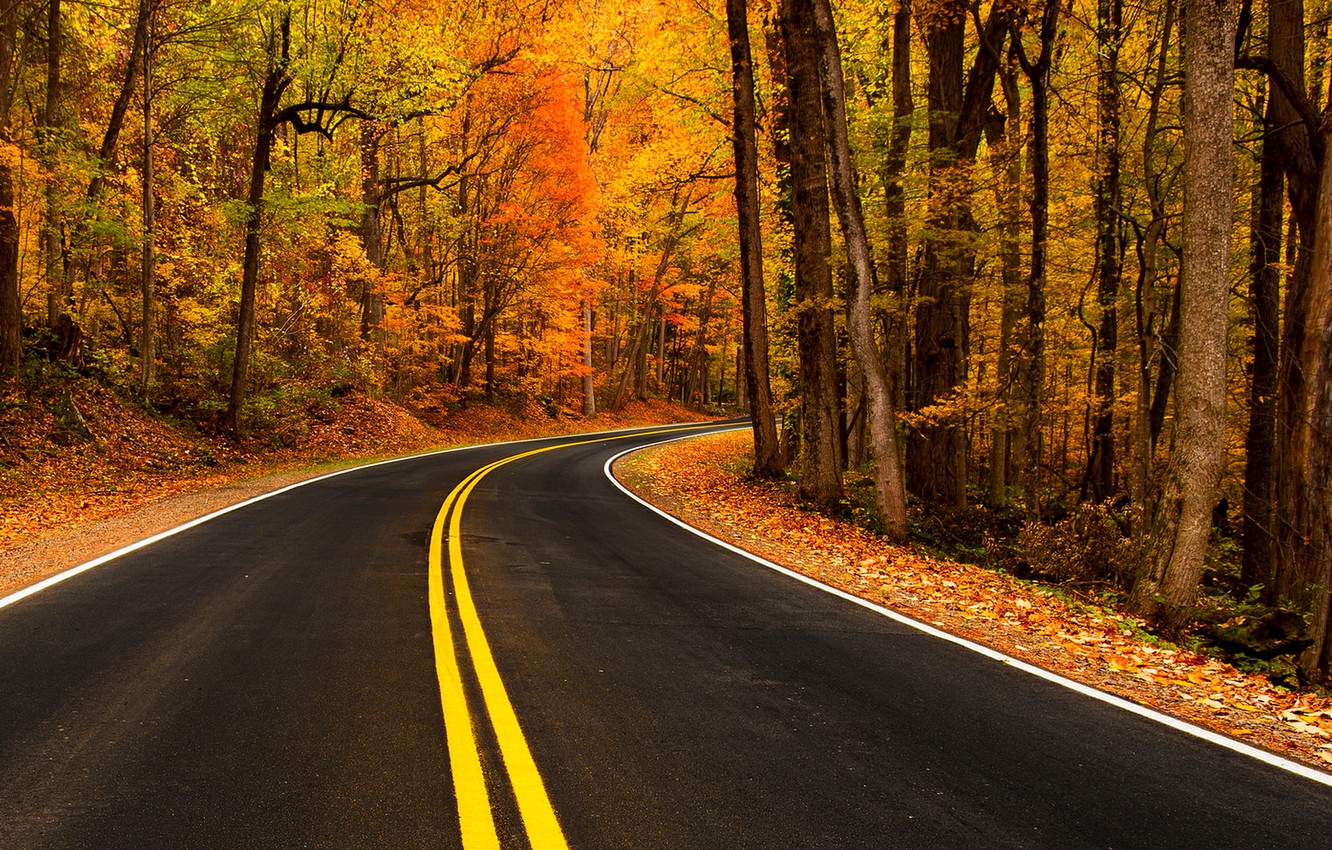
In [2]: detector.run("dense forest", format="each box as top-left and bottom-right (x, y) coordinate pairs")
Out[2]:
(0, 0), (1329, 682)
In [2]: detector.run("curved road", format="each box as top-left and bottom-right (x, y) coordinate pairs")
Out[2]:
(1, 423), (1328, 848)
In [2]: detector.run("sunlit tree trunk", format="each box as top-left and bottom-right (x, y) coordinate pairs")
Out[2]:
(809, 0), (907, 538)
(1132, 0), (1235, 634)
(140, 6), (156, 395)
(725, 0), (782, 477)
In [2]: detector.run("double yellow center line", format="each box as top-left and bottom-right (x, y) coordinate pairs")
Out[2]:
(427, 425), (711, 849)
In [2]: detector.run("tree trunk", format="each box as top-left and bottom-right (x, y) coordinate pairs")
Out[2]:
(909, 2), (968, 507)
(810, 0), (908, 539)
(1132, 0), (1235, 634)
(906, 2), (1009, 507)
(1130, 0), (1176, 541)
(359, 120), (385, 338)
(778, 0), (843, 509)
(0, 3), (20, 377)
(1292, 154), (1332, 679)
(987, 66), (1021, 507)
(1241, 90), (1282, 595)
(140, 6), (156, 394)
(44, 0), (68, 327)
(881, 0), (912, 416)
(226, 20), (291, 433)
(726, 0), (782, 477)
(1013, 0), (1062, 521)
(1088, 0), (1123, 503)
(582, 298), (596, 417)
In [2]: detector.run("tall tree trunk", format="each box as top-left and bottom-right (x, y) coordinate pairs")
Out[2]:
(1132, 0), (1235, 634)
(907, 2), (1010, 507)
(910, 1), (968, 507)
(1242, 90), (1283, 595)
(0, 2), (20, 377)
(987, 65), (1021, 507)
(1130, 0), (1176, 541)
(778, 0), (843, 509)
(809, 0), (908, 538)
(582, 298), (596, 416)
(1088, 0), (1123, 503)
(140, 6), (156, 394)
(1292, 154), (1332, 680)
(1013, 0), (1062, 521)
(359, 120), (385, 338)
(881, 0), (912, 415)
(44, 0), (67, 327)
(226, 17), (291, 433)
(726, 0), (782, 477)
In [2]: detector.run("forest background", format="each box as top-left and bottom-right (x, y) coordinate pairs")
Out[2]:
(2, 0), (1332, 688)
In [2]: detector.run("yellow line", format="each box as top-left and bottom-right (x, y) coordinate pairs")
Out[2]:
(429, 424), (713, 850)
(429, 475), (501, 850)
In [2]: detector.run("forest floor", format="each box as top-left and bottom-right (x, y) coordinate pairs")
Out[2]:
(0, 376), (702, 598)
(616, 429), (1332, 778)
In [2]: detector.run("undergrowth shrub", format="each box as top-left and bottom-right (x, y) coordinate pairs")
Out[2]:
(1007, 502), (1141, 590)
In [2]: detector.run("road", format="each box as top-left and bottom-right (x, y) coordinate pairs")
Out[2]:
(1, 422), (1328, 848)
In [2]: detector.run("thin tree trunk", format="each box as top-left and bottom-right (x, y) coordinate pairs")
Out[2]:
(582, 298), (596, 416)
(0, 2), (20, 376)
(1130, 0), (1176, 541)
(726, 0), (782, 476)
(1132, 0), (1235, 634)
(988, 65), (1021, 507)
(140, 6), (156, 394)
(1242, 90), (1282, 595)
(44, 0), (67, 327)
(1013, 0), (1062, 521)
(881, 0), (912, 415)
(226, 17), (291, 433)
(1088, 0), (1123, 503)
(810, 0), (908, 538)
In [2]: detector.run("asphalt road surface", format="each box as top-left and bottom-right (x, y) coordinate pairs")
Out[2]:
(1, 422), (1328, 849)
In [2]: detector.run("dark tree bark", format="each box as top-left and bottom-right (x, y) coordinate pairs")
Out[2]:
(0, 1), (20, 376)
(43, 0), (68, 328)
(1130, 0), (1176, 540)
(1088, 0), (1123, 503)
(986, 63), (1021, 507)
(358, 120), (385, 339)
(227, 28), (290, 433)
(881, 0), (912, 415)
(809, 0), (908, 538)
(908, 1), (1011, 507)
(1132, 0), (1235, 634)
(1011, 0), (1062, 521)
(778, 0), (843, 509)
(1241, 90), (1283, 595)
(140, 4), (156, 394)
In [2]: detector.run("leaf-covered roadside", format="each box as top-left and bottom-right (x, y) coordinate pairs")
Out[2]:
(617, 430), (1332, 775)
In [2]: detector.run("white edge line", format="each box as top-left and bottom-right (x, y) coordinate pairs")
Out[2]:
(603, 431), (1332, 790)
(0, 421), (712, 613)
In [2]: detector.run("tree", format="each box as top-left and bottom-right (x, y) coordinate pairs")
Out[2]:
(1132, 0), (1235, 634)
(724, 0), (783, 479)
(0, 0), (20, 377)
(777, 0), (841, 506)
(809, 0), (908, 538)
